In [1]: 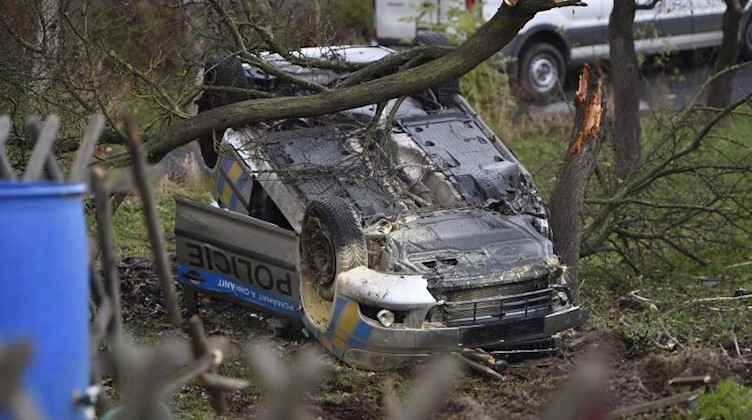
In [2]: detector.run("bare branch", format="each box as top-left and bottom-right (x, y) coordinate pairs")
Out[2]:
(635, 0), (662, 10)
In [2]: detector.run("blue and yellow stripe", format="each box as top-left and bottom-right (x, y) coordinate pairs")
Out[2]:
(322, 298), (374, 358)
(214, 156), (252, 214)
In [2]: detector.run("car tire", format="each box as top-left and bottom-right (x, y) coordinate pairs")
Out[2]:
(301, 196), (367, 301)
(741, 22), (752, 61)
(196, 54), (249, 168)
(413, 32), (461, 102)
(514, 43), (565, 104)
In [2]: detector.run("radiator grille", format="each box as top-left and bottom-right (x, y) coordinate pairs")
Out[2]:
(441, 286), (554, 327)
(444, 278), (548, 303)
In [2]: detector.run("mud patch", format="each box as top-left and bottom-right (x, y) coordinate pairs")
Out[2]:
(118, 256), (169, 322)
(639, 348), (751, 394)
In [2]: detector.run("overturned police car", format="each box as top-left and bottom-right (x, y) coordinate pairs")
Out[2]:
(175, 45), (587, 370)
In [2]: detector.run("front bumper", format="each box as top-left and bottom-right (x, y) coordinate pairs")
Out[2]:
(303, 292), (588, 371)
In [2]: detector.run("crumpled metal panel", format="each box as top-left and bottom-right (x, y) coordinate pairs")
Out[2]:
(399, 112), (547, 218)
(389, 210), (555, 281)
(254, 125), (406, 224)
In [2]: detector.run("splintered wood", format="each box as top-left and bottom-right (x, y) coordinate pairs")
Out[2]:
(569, 65), (604, 156)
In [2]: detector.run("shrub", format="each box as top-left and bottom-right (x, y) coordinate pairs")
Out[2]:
(693, 379), (752, 419)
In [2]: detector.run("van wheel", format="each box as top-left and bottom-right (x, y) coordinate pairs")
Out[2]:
(741, 22), (752, 61)
(515, 43), (565, 104)
(300, 196), (366, 301)
(414, 32), (460, 103)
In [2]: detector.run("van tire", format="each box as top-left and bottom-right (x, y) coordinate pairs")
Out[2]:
(414, 32), (461, 102)
(514, 43), (565, 104)
(741, 22), (752, 61)
(301, 196), (367, 301)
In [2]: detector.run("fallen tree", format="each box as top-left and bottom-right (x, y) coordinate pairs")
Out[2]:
(100, 0), (586, 166)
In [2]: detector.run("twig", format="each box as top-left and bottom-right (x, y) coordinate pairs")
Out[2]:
(91, 168), (123, 339)
(189, 315), (228, 414)
(161, 352), (220, 397)
(456, 353), (503, 379)
(69, 113), (105, 182)
(726, 261), (752, 269)
(669, 375), (711, 387)
(607, 390), (702, 419)
(0, 341), (43, 420)
(200, 373), (249, 391)
(124, 117), (182, 326)
(731, 329), (743, 359)
(719, 343), (730, 358)
(0, 116), (17, 179)
(693, 293), (752, 304)
(201, 84), (278, 99)
(23, 115), (60, 180)
(657, 316), (683, 349)
(629, 289), (655, 303)
(25, 116), (64, 181)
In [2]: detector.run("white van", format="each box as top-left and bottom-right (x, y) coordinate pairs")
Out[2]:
(374, 0), (752, 102)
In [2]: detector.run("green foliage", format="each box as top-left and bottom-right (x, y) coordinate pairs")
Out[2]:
(330, 0), (374, 39)
(417, 5), (516, 133)
(693, 380), (752, 419)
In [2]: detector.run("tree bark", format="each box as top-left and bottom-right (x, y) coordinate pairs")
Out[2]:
(707, 0), (748, 109)
(549, 65), (606, 301)
(608, 0), (642, 179)
(30, 0), (61, 95)
(103, 0), (585, 166)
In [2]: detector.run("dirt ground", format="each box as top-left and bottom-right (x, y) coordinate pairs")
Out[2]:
(116, 256), (752, 419)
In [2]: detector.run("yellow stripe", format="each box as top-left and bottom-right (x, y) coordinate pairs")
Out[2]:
(330, 302), (359, 350)
(222, 179), (233, 204)
(228, 162), (243, 182)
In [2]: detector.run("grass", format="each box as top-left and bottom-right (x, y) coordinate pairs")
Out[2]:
(694, 379), (752, 419)
(108, 171), (212, 259)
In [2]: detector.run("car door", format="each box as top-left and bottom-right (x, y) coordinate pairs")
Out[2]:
(634, 0), (695, 55)
(374, 0), (421, 43)
(689, 0), (725, 48)
(544, 0), (607, 63)
(375, 0), (467, 43)
(175, 196), (302, 317)
(562, 0), (608, 58)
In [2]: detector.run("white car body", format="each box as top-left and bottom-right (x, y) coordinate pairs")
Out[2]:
(374, 0), (748, 101)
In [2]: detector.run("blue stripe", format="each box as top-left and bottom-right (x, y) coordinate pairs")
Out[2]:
(223, 158), (234, 172)
(235, 171), (249, 191)
(347, 321), (373, 348)
(325, 298), (349, 340)
(177, 264), (301, 317)
(215, 174), (226, 204)
(229, 190), (239, 210)
(230, 173), (249, 210)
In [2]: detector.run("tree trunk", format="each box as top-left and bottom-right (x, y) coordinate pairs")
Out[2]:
(608, 0), (641, 178)
(30, 0), (61, 95)
(707, 0), (748, 109)
(549, 65), (606, 301)
(101, 0), (585, 166)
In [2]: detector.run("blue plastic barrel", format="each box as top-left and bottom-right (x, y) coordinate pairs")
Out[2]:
(0, 181), (89, 420)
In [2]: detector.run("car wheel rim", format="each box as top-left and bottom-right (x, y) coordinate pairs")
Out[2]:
(528, 54), (559, 94)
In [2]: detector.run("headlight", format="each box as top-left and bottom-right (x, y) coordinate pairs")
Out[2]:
(376, 309), (395, 327)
